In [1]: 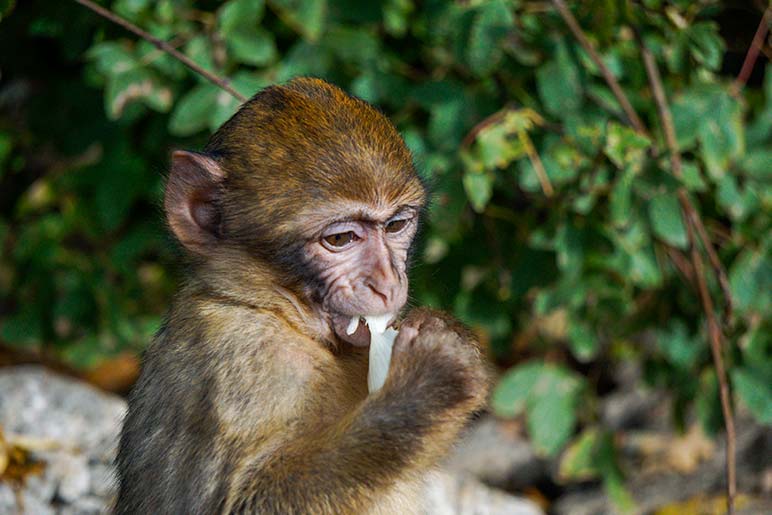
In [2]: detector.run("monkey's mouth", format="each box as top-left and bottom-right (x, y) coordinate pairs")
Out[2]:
(331, 314), (395, 347)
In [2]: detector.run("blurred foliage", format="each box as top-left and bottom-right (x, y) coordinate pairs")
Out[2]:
(0, 0), (770, 507)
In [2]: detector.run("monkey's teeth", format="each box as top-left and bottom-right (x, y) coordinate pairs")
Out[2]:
(346, 316), (361, 335)
(363, 314), (392, 334)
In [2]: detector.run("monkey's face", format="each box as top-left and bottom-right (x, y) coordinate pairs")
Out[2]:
(302, 202), (420, 347)
(164, 78), (428, 346)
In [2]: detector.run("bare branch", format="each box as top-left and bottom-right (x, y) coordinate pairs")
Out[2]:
(638, 35), (737, 515)
(73, 0), (247, 103)
(731, 8), (771, 96)
(551, 0), (649, 137)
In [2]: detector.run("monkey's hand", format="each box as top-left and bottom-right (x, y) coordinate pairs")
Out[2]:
(387, 308), (490, 416)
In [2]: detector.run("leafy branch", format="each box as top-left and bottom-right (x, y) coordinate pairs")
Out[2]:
(552, 3), (738, 513)
(637, 35), (736, 514)
(73, 0), (246, 102)
(551, 0), (649, 137)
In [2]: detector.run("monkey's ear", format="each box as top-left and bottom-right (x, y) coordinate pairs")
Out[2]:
(165, 150), (226, 254)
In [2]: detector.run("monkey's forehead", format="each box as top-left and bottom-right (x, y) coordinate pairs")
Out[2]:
(208, 78), (415, 171)
(207, 82), (425, 209)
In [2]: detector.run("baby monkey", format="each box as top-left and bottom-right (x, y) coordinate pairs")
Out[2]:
(115, 78), (489, 514)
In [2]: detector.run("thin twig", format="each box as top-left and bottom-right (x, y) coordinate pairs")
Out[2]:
(518, 130), (554, 197)
(73, 0), (246, 102)
(731, 8), (771, 96)
(461, 106), (554, 197)
(639, 36), (736, 515)
(460, 105), (515, 149)
(686, 207), (733, 321)
(551, 0), (649, 137)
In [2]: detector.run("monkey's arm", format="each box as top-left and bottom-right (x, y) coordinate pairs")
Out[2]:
(225, 309), (488, 514)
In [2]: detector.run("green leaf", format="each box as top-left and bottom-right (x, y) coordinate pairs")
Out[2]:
(732, 368), (772, 424)
(555, 221), (584, 277)
(629, 244), (662, 287)
(104, 69), (173, 119)
(269, 0), (327, 41)
(678, 161), (707, 192)
(697, 92), (743, 180)
(493, 362), (584, 455)
(325, 26), (379, 65)
(729, 249), (771, 316)
(695, 369), (722, 435)
(567, 321), (598, 362)
(656, 320), (703, 369)
(528, 388), (577, 455)
(462, 171), (493, 213)
(185, 36), (216, 77)
(491, 362), (541, 417)
(648, 193), (688, 249)
(88, 42), (139, 76)
(536, 39), (582, 117)
(686, 22), (724, 71)
(716, 174), (758, 222)
(219, 0), (265, 35)
(227, 28), (278, 66)
(114, 0), (151, 20)
(609, 165), (636, 226)
(671, 91), (709, 150)
(466, 0), (514, 76)
(169, 83), (220, 136)
(382, 0), (413, 37)
(740, 149), (772, 181)
(604, 122), (650, 168)
(0, 0), (15, 22)
(558, 427), (602, 481)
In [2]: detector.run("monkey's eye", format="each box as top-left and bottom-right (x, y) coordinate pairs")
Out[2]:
(385, 218), (408, 233)
(323, 231), (357, 247)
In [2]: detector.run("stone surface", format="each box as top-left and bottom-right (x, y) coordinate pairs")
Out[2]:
(425, 471), (543, 515)
(0, 365), (540, 514)
(445, 417), (546, 491)
(0, 366), (124, 514)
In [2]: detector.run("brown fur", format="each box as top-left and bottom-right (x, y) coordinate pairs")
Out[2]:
(115, 78), (489, 514)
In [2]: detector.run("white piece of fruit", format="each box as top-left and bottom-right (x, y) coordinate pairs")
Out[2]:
(348, 314), (398, 393)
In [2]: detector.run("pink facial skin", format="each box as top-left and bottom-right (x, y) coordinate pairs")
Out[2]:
(304, 205), (419, 346)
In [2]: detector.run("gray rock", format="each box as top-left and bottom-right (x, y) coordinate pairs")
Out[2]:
(23, 470), (57, 504)
(0, 483), (17, 514)
(445, 417), (546, 491)
(0, 365), (540, 514)
(88, 463), (115, 498)
(59, 495), (105, 515)
(425, 471), (544, 515)
(552, 488), (609, 515)
(553, 416), (771, 514)
(0, 366), (125, 463)
(18, 492), (55, 515)
(51, 454), (91, 503)
(0, 366), (124, 514)
(601, 388), (665, 431)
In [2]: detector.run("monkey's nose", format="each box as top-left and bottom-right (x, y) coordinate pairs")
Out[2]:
(366, 281), (392, 306)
